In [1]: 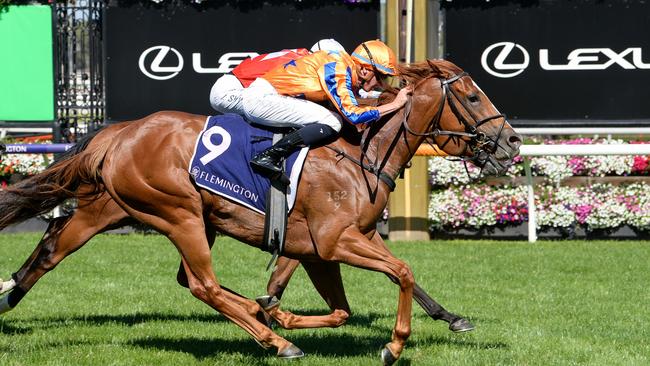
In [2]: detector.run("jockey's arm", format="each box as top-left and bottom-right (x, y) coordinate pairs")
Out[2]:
(319, 62), (382, 125)
(319, 62), (411, 125)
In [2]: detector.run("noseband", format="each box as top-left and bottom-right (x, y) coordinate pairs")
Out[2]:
(402, 68), (507, 169)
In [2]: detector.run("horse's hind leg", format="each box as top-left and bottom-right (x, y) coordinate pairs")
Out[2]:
(0, 193), (130, 314)
(163, 224), (302, 358)
(176, 225), (217, 288)
(0, 216), (70, 298)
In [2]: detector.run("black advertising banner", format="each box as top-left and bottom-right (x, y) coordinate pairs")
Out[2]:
(105, 1), (378, 121)
(444, 1), (650, 126)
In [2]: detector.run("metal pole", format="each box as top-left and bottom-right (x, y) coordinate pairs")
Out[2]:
(405, 0), (413, 63)
(523, 157), (537, 243)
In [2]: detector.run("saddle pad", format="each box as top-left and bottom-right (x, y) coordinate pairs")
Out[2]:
(189, 114), (308, 214)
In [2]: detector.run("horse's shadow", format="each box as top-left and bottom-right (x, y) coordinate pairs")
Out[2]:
(130, 331), (507, 360)
(0, 312), (225, 335)
(0, 309), (388, 334)
(1, 310), (507, 360)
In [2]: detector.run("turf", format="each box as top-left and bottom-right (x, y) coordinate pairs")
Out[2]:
(0, 233), (648, 365)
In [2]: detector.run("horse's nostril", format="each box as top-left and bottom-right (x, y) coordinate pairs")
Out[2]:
(509, 133), (523, 147)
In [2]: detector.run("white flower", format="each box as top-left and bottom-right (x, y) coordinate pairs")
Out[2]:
(536, 203), (575, 228)
(428, 157), (480, 186)
(531, 155), (573, 184)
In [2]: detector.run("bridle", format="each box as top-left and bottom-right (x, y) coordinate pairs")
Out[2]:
(402, 64), (507, 171)
(326, 64), (508, 195)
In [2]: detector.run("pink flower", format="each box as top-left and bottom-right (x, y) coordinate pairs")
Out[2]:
(632, 156), (649, 174)
(568, 157), (586, 175)
(574, 204), (593, 224)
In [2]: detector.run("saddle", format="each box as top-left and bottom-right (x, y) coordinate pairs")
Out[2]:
(189, 115), (304, 263)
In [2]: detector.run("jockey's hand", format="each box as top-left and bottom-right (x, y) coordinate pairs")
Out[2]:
(394, 85), (413, 107)
(376, 85), (413, 117)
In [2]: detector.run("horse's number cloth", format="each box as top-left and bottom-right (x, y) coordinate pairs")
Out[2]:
(189, 114), (308, 214)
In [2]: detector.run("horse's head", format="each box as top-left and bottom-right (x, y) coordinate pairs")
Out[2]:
(399, 59), (522, 175)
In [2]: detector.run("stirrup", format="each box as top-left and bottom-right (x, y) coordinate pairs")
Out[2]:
(272, 172), (290, 186)
(250, 161), (289, 185)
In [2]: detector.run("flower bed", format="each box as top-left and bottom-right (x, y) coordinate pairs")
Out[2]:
(0, 152), (52, 188)
(428, 138), (650, 233)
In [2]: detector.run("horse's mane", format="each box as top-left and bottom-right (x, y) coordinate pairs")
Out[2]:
(377, 59), (463, 106)
(398, 59), (463, 85)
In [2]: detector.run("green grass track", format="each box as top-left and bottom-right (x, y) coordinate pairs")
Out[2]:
(0, 233), (648, 365)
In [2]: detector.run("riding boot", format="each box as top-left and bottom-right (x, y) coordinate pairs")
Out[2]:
(251, 123), (337, 180)
(251, 130), (306, 179)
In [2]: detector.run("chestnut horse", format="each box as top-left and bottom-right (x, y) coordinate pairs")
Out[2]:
(0, 60), (521, 364)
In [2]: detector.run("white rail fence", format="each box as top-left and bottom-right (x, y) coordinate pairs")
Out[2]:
(520, 143), (650, 242)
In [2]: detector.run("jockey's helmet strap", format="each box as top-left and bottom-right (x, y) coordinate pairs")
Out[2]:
(361, 42), (380, 75)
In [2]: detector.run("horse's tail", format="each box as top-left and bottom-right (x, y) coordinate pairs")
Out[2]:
(0, 131), (109, 230)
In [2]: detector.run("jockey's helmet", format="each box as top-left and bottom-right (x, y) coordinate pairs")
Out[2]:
(310, 38), (345, 53)
(351, 40), (398, 76)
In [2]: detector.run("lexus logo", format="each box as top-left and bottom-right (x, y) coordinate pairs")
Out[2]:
(138, 45), (258, 81)
(481, 42), (650, 78)
(481, 42), (530, 78)
(139, 46), (184, 80)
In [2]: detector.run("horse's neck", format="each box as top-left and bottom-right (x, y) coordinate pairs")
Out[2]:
(367, 106), (429, 179)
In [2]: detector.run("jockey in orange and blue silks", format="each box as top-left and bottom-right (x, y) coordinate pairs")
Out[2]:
(262, 48), (381, 125)
(210, 40), (412, 181)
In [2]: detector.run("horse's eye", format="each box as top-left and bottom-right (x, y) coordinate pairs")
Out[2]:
(468, 94), (480, 104)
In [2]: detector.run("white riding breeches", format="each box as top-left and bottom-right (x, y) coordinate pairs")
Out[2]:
(209, 75), (342, 132)
(210, 74), (245, 114)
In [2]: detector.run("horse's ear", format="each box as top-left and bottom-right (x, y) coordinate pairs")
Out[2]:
(426, 59), (442, 76)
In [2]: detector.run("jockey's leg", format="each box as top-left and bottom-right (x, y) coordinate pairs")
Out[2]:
(209, 74), (245, 114)
(249, 124), (337, 178)
(241, 78), (341, 178)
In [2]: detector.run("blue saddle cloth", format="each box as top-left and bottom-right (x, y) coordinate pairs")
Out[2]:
(189, 114), (308, 214)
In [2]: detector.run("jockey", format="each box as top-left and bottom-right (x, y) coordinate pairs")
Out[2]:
(210, 39), (344, 116)
(211, 40), (411, 180)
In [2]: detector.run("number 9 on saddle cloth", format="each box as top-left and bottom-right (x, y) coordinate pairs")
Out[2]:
(189, 114), (308, 258)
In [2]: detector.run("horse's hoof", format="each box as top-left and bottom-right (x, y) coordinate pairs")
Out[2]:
(0, 278), (16, 296)
(256, 295), (280, 311)
(449, 318), (475, 333)
(277, 343), (305, 359)
(0, 280), (10, 296)
(381, 345), (398, 366)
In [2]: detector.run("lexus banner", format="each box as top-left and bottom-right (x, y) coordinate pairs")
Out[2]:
(105, 1), (378, 121)
(444, 0), (650, 126)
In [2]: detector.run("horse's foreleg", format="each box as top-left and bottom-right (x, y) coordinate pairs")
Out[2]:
(266, 256), (300, 299)
(259, 260), (351, 329)
(371, 233), (475, 333)
(412, 283), (474, 332)
(325, 228), (414, 366)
